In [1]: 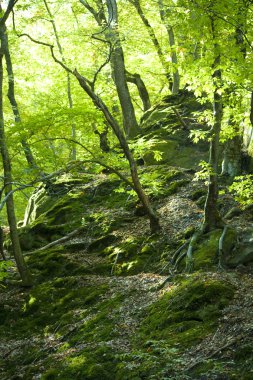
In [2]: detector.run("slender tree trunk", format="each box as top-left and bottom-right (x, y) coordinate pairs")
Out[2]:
(129, 0), (173, 89)
(203, 21), (223, 232)
(158, 0), (180, 93)
(125, 71), (151, 111)
(73, 69), (161, 233)
(43, 0), (77, 159)
(1, 25), (38, 169)
(80, 0), (139, 139)
(203, 87), (223, 232)
(0, 32), (32, 286)
(105, 0), (139, 138)
(221, 4), (247, 178)
(221, 129), (242, 178)
(94, 125), (110, 152)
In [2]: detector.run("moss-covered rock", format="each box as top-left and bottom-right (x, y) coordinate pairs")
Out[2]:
(137, 275), (234, 345)
(139, 90), (209, 168)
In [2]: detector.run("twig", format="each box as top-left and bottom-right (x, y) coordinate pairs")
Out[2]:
(171, 106), (188, 130)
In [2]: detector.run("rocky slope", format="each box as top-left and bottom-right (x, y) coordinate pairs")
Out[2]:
(0, 92), (253, 380)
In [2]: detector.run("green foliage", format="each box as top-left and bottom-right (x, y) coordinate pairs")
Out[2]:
(0, 260), (13, 282)
(189, 129), (210, 143)
(229, 175), (253, 207)
(194, 160), (214, 182)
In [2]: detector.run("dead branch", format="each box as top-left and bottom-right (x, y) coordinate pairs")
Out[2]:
(171, 106), (189, 130)
(25, 227), (85, 255)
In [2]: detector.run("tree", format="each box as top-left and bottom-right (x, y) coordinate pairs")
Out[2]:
(0, 0), (32, 286)
(158, 0), (180, 93)
(80, 0), (140, 139)
(43, 0), (77, 160)
(128, 0), (173, 89)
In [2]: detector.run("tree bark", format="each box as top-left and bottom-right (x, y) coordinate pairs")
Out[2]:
(221, 4), (247, 178)
(105, 0), (139, 138)
(221, 132), (242, 178)
(125, 70), (151, 111)
(43, 0), (76, 160)
(1, 25), (38, 170)
(73, 69), (161, 233)
(129, 0), (173, 89)
(0, 27), (32, 286)
(203, 22), (223, 232)
(80, 0), (139, 139)
(158, 0), (180, 93)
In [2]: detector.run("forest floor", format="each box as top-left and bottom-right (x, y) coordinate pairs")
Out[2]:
(0, 172), (253, 380)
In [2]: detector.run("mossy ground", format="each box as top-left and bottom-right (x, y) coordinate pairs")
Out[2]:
(1, 144), (253, 379)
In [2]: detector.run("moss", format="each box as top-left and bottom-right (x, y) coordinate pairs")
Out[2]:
(25, 247), (80, 280)
(1, 278), (109, 341)
(136, 275), (234, 348)
(42, 345), (116, 380)
(164, 179), (190, 196)
(193, 230), (221, 270)
(193, 228), (237, 271)
(88, 234), (117, 252)
(101, 236), (161, 275)
(143, 140), (179, 165)
(189, 188), (206, 201)
(234, 344), (253, 361)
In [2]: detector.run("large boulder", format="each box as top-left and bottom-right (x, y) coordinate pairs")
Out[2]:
(224, 228), (253, 267)
(18, 172), (123, 251)
(139, 90), (209, 168)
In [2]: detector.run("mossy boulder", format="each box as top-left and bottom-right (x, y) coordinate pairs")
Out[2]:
(137, 275), (234, 345)
(18, 173), (128, 251)
(139, 90), (209, 168)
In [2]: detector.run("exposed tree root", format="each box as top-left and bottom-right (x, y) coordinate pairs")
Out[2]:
(169, 225), (230, 274)
(171, 240), (189, 266)
(185, 230), (202, 272)
(218, 225), (228, 271)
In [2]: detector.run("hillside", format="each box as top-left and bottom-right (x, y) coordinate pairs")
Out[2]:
(0, 92), (253, 380)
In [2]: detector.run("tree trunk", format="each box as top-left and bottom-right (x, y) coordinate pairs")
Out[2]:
(125, 70), (151, 111)
(79, 0), (139, 139)
(203, 22), (223, 232)
(73, 69), (161, 233)
(158, 0), (180, 94)
(43, 0), (77, 160)
(221, 4), (247, 178)
(1, 25), (38, 170)
(129, 0), (173, 89)
(94, 125), (110, 153)
(130, 0), (172, 86)
(0, 35), (32, 286)
(105, 0), (139, 138)
(221, 132), (243, 178)
(203, 85), (223, 232)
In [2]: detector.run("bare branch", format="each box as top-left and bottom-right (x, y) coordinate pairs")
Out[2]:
(31, 136), (135, 189)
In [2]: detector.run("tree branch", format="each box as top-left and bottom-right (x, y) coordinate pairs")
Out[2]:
(0, 0), (18, 26)
(31, 136), (135, 189)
